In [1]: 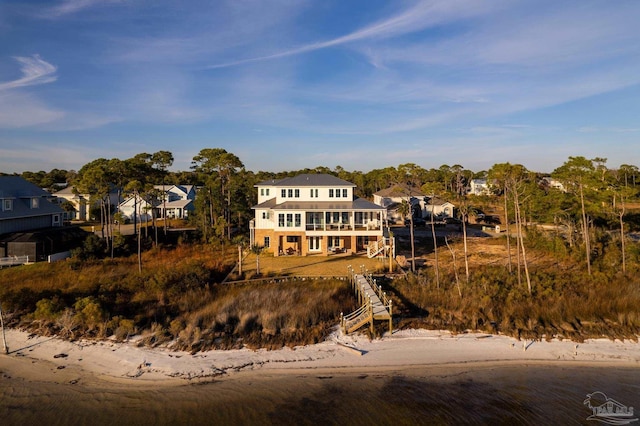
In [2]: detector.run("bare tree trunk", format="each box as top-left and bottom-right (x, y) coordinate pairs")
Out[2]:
(133, 195), (138, 236)
(619, 196), (626, 274)
(409, 216), (416, 273)
(430, 208), (440, 289)
(109, 200), (114, 258)
(445, 236), (462, 298)
(579, 184), (592, 275)
(515, 198), (532, 294)
(462, 213), (470, 284)
(137, 198), (142, 273)
(504, 190), (512, 273)
(100, 200), (106, 239)
(514, 196), (522, 288)
(0, 302), (8, 354)
(153, 206), (158, 246)
(163, 180), (167, 236)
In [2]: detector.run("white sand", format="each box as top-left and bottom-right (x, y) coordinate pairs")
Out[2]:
(1, 328), (639, 386)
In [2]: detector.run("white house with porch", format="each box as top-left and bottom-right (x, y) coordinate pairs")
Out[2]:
(53, 185), (121, 221)
(373, 184), (426, 224)
(250, 174), (390, 257)
(154, 184), (196, 219)
(117, 184), (195, 223)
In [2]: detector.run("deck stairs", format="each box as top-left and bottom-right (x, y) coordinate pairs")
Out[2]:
(341, 267), (392, 335)
(366, 237), (392, 258)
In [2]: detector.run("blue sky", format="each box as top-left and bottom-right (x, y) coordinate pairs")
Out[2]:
(1, 0), (639, 174)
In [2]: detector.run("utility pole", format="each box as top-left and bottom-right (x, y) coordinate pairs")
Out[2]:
(0, 302), (8, 354)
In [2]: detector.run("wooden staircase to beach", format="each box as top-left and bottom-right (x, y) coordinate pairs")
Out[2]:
(366, 237), (392, 259)
(340, 267), (392, 335)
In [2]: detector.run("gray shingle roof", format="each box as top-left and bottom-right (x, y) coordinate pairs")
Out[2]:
(0, 176), (64, 220)
(374, 184), (425, 197)
(253, 197), (382, 211)
(256, 174), (354, 187)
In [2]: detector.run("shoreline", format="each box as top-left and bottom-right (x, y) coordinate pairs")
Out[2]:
(1, 328), (639, 389)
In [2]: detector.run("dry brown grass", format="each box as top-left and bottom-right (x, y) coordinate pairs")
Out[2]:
(235, 252), (390, 280)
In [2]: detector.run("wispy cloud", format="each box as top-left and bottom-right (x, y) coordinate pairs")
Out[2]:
(205, 0), (505, 69)
(0, 55), (57, 91)
(43, 0), (123, 18)
(0, 92), (64, 128)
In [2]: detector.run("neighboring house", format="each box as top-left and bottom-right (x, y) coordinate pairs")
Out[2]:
(423, 196), (455, 219)
(154, 184), (196, 219)
(468, 179), (491, 196)
(0, 176), (64, 236)
(540, 176), (566, 192)
(117, 184), (196, 222)
(250, 174), (386, 256)
(118, 196), (156, 223)
(53, 185), (121, 221)
(373, 184), (426, 224)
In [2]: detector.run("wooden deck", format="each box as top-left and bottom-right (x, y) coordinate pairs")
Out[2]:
(341, 267), (392, 335)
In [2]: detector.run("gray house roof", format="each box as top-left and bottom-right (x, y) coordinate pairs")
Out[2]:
(256, 174), (355, 188)
(374, 184), (425, 198)
(0, 176), (64, 220)
(253, 197), (382, 211)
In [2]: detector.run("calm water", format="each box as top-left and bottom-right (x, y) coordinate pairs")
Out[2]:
(2, 364), (639, 425)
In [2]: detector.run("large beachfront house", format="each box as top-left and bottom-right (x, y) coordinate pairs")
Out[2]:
(250, 174), (388, 257)
(0, 176), (64, 235)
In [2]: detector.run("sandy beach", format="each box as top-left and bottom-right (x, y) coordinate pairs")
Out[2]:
(1, 328), (638, 385)
(2, 329), (640, 425)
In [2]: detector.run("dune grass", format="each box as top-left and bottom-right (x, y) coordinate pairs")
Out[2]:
(2, 228), (639, 349)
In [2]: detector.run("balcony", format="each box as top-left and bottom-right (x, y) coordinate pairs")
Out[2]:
(305, 220), (381, 232)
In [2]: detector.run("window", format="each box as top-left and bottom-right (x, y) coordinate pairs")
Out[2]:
(314, 189), (318, 198)
(288, 189), (293, 198)
(329, 189), (334, 198)
(342, 189), (348, 198)
(335, 189), (341, 198)
(260, 188), (264, 196)
(286, 213), (293, 227)
(281, 189), (286, 198)
(294, 189), (299, 198)
(3, 199), (12, 211)
(264, 236), (270, 248)
(53, 214), (60, 224)
(31, 198), (39, 209)
(266, 189), (270, 196)
(262, 211), (269, 219)
(294, 213), (301, 227)
(278, 214), (285, 227)
(310, 189), (314, 198)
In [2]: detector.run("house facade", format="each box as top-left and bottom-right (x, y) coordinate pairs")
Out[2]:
(0, 176), (64, 236)
(424, 196), (455, 219)
(250, 174), (386, 256)
(53, 185), (121, 221)
(156, 184), (196, 219)
(468, 179), (491, 196)
(373, 184), (426, 224)
(373, 185), (455, 223)
(117, 184), (196, 222)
